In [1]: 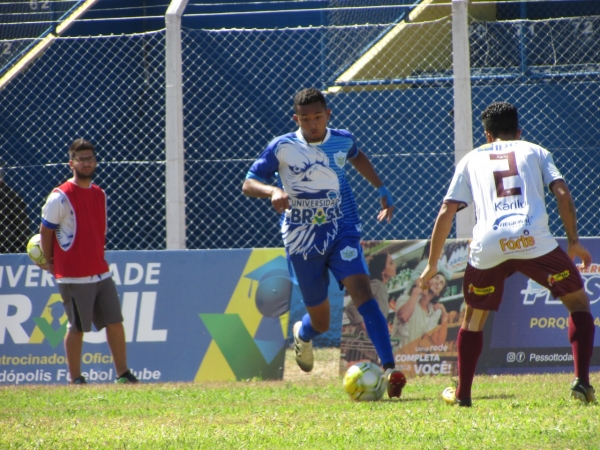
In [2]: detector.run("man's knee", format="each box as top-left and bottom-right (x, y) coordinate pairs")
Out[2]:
(344, 276), (373, 305)
(560, 289), (590, 313)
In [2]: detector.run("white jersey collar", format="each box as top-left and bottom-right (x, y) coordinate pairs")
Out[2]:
(295, 128), (331, 145)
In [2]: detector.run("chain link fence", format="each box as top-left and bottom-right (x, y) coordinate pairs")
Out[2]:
(0, 1), (599, 253)
(0, 0), (84, 77)
(0, 31), (166, 251)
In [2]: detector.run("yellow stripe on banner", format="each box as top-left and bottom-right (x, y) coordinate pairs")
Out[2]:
(194, 341), (236, 381)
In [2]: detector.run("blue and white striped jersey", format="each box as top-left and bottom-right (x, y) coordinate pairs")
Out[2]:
(246, 128), (362, 257)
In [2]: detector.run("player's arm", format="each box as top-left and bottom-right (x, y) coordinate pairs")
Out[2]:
(348, 150), (394, 222)
(417, 202), (460, 289)
(551, 180), (592, 268)
(242, 178), (289, 214)
(38, 223), (55, 273)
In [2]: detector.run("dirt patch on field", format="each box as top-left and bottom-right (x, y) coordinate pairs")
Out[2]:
(283, 347), (342, 382)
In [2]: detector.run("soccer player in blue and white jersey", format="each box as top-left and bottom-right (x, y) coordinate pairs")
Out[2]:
(418, 102), (595, 405)
(242, 88), (406, 397)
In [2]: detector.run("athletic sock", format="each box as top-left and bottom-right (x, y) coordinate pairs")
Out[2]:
(357, 298), (395, 368)
(298, 313), (321, 342)
(568, 311), (595, 387)
(455, 328), (483, 400)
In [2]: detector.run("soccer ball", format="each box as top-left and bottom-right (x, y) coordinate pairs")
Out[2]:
(343, 361), (386, 401)
(27, 234), (47, 265)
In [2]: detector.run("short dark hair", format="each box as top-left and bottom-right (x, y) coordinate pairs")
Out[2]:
(293, 88), (327, 112)
(481, 102), (519, 137)
(368, 253), (388, 282)
(68, 139), (95, 160)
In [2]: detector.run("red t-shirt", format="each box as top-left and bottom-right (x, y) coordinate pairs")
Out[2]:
(52, 181), (109, 278)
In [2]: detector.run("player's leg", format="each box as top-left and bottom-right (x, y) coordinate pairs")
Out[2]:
(106, 323), (129, 377)
(444, 305), (489, 406)
(94, 278), (138, 383)
(64, 330), (84, 383)
(58, 283), (93, 384)
(561, 289), (595, 402)
(342, 273), (394, 369)
(288, 254), (331, 372)
(342, 273), (406, 397)
(519, 248), (595, 403)
(444, 262), (508, 406)
(328, 235), (406, 397)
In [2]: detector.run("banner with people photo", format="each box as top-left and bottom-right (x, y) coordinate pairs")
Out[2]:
(339, 238), (600, 378)
(340, 239), (470, 378)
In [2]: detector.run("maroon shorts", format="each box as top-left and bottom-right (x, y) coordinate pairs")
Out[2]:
(463, 246), (584, 311)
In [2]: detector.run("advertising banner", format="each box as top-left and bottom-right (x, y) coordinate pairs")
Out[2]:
(3, 239), (598, 385)
(339, 238), (600, 378)
(482, 238), (600, 374)
(340, 239), (470, 378)
(0, 249), (293, 385)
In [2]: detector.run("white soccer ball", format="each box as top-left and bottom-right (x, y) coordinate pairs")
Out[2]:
(343, 361), (386, 402)
(27, 234), (47, 265)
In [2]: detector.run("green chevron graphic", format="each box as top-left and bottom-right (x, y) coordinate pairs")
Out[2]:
(200, 313), (284, 380)
(32, 317), (68, 348)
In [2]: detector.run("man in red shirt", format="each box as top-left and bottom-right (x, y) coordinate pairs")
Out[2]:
(39, 139), (138, 385)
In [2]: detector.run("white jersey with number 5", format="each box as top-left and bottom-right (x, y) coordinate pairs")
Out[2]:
(445, 140), (563, 269)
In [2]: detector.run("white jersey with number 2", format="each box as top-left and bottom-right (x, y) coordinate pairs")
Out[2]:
(445, 140), (563, 269)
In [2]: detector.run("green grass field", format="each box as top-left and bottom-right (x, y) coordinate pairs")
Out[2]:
(1, 348), (598, 449)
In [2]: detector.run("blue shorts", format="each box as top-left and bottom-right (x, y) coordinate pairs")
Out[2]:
(287, 234), (368, 307)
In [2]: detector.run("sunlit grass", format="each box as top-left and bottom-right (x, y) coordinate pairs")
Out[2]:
(0, 349), (597, 449)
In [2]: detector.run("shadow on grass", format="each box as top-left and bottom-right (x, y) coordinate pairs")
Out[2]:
(379, 393), (517, 403)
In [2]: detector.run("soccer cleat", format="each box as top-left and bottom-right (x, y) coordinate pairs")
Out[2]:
(70, 375), (87, 385)
(384, 368), (407, 398)
(115, 369), (140, 384)
(292, 321), (314, 372)
(570, 379), (596, 404)
(442, 387), (472, 407)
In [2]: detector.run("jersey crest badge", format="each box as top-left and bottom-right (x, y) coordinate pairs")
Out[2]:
(334, 151), (346, 169)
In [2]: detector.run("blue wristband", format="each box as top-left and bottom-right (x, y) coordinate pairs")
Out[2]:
(377, 185), (394, 207)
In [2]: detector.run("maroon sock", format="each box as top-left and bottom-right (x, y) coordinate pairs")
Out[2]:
(568, 311), (595, 386)
(455, 328), (484, 400)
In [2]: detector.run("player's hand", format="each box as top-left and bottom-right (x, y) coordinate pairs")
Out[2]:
(416, 263), (438, 291)
(567, 242), (592, 270)
(36, 262), (54, 274)
(270, 187), (290, 214)
(377, 186), (395, 223)
(377, 204), (395, 223)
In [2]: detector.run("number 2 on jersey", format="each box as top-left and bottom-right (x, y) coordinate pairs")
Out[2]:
(490, 151), (522, 198)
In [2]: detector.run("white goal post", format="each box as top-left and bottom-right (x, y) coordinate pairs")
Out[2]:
(451, 0), (475, 238)
(165, 0), (189, 250)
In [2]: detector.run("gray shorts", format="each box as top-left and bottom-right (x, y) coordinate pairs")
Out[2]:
(58, 277), (124, 332)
